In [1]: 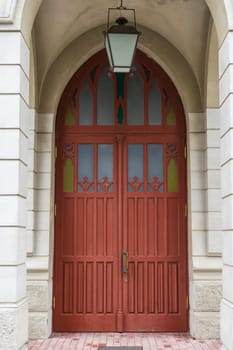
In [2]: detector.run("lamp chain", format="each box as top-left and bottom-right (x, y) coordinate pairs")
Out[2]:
(118, 0), (126, 10)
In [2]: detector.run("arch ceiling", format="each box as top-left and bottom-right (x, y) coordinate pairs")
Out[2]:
(34, 0), (210, 105)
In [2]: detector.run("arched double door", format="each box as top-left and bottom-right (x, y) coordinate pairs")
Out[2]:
(54, 50), (188, 332)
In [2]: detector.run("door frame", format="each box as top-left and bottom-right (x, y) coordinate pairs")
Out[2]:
(53, 49), (189, 332)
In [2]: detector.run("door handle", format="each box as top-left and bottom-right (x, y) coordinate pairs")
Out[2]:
(122, 249), (128, 275)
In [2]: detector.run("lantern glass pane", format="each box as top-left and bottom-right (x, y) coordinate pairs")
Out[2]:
(105, 36), (114, 69)
(106, 33), (138, 71)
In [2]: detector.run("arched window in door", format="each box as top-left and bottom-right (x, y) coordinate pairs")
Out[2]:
(60, 50), (183, 130)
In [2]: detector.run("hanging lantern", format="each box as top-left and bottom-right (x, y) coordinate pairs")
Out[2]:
(104, 1), (141, 73)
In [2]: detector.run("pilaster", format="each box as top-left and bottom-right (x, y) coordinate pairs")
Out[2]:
(188, 111), (222, 339)
(0, 31), (29, 349)
(219, 30), (233, 350)
(27, 113), (54, 339)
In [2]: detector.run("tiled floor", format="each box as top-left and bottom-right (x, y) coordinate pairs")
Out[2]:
(28, 333), (221, 350)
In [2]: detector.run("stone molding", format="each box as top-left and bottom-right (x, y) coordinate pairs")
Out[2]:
(0, 0), (17, 23)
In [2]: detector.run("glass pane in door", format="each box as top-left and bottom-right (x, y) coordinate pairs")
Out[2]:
(98, 144), (114, 192)
(128, 144), (144, 192)
(148, 144), (163, 192)
(78, 144), (94, 192)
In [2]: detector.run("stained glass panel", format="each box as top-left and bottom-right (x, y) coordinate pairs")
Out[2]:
(167, 106), (176, 126)
(65, 106), (75, 126)
(168, 159), (178, 192)
(64, 159), (74, 192)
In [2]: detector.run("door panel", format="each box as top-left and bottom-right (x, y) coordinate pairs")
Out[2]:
(122, 138), (186, 331)
(54, 137), (118, 331)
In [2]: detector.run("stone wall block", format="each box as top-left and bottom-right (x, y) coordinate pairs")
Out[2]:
(221, 300), (233, 350)
(219, 32), (233, 78)
(222, 196), (233, 230)
(223, 265), (233, 302)
(0, 228), (25, 265)
(191, 212), (206, 231)
(206, 130), (220, 148)
(0, 66), (29, 103)
(193, 282), (222, 311)
(223, 231), (233, 266)
(0, 300), (28, 350)
(0, 264), (26, 302)
(220, 129), (233, 166)
(206, 108), (220, 129)
(190, 171), (206, 190)
(190, 150), (205, 171)
(222, 160), (233, 198)
(192, 312), (220, 339)
(192, 231), (206, 256)
(29, 312), (50, 339)
(37, 113), (54, 133)
(220, 64), (233, 105)
(188, 113), (205, 132)
(27, 281), (48, 311)
(207, 169), (220, 189)
(220, 93), (233, 137)
(207, 231), (222, 255)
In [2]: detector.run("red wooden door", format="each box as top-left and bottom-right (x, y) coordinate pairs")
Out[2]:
(122, 136), (187, 331)
(54, 50), (188, 332)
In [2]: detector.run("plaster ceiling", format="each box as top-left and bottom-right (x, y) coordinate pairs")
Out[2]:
(34, 0), (210, 93)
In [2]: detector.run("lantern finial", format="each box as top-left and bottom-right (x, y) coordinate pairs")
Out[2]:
(104, 1), (141, 73)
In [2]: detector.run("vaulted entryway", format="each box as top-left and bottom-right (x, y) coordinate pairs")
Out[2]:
(53, 50), (188, 332)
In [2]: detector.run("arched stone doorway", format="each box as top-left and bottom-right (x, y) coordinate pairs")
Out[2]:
(53, 50), (188, 332)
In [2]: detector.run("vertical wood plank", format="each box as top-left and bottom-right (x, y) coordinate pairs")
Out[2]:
(168, 262), (179, 313)
(148, 262), (155, 313)
(86, 199), (94, 256)
(62, 198), (74, 256)
(76, 262), (84, 313)
(167, 198), (179, 256)
(157, 262), (164, 314)
(86, 262), (93, 313)
(106, 262), (113, 313)
(96, 262), (104, 313)
(76, 198), (84, 256)
(147, 197), (156, 256)
(63, 263), (73, 313)
(96, 198), (104, 256)
(128, 262), (135, 313)
(137, 262), (144, 313)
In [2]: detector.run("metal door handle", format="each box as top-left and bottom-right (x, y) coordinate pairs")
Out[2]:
(122, 249), (128, 275)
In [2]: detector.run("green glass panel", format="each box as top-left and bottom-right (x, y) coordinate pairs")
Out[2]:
(117, 104), (124, 124)
(166, 106), (176, 126)
(168, 159), (178, 192)
(116, 73), (125, 99)
(64, 159), (74, 192)
(65, 106), (75, 126)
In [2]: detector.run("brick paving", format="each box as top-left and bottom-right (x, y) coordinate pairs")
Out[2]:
(28, 333), (221, 350)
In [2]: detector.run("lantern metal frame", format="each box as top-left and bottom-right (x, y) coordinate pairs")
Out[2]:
(104, 0), (141, 73)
